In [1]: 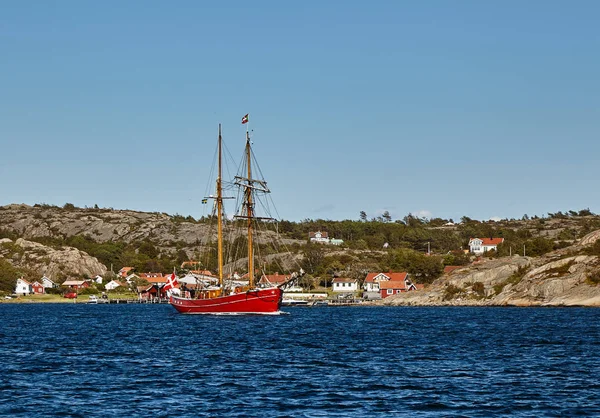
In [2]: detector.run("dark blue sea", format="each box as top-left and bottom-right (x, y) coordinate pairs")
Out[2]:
(1, 304), (600, 417)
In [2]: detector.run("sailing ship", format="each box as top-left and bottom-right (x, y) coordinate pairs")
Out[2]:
(170, 121), (299, 314)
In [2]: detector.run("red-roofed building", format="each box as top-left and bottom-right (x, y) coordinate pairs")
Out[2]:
(258, 273), (290, 287)
(118, 267), (134, 278)
(309, 231), (330, 244)
(139, 273), (167, 285)
(363, 272), (408, 292)
(468, 238), (504, 254)
(444, 266), (462, 275)
(379, 277), (419, 298)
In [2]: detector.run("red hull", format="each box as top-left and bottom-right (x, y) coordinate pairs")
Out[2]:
(170, 287), (283, 315)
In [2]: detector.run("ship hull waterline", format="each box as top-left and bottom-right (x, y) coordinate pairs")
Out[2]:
(170, 287), (284, 315)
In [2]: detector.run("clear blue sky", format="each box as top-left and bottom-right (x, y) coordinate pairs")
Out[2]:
(1, 1), (599, 222)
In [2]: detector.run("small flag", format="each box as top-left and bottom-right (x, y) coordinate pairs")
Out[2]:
(163, 273), (178, 291)
(202, 199), (208, 204)
(241, 114), (249, 124)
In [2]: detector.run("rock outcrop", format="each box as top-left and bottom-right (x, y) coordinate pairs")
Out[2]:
(0, 238), (107, 281)
(381, 237), (600, 307)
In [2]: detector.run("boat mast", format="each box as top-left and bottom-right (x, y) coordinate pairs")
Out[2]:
(245, 130), (255, 288)
(217, 124), (224, 287)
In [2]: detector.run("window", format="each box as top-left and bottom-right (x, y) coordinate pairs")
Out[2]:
(387, 289), (393, 295)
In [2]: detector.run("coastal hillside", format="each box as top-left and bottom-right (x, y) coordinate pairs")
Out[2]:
(380, 229), (600, 307)
(1, 203), (600, 305)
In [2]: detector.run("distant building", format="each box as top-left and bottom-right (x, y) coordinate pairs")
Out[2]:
(105, 280), (125, 291)
(31, 281), (45, 294)
(363, 272), (409, 292)
(41, 275), (57, 289)
(309, 231), (330, 244)
(258, 273), (290, 288)
(15, 278), (31, 295)
(61, 280), (90, 290)
(468, 238), (504, 254)
(118, 267), (134, 279)
(330, 238), (344, 246)
(332, 277), (358, 293)
(139, 273), (167, 285)
(363, 271), (421, 299)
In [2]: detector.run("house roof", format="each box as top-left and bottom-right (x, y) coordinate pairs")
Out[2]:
(332, 277), (356, 283)
(17, 278), (31, 285)
(469, 238), (504, 246)
(190, 270), (214, 277)
(62, 280), (86, 286)
(259, 274), (289, 285)
(379, 281), (408, 290)
(309, 231), (328, 238)
(107, 280), (125, 286)
(444, 266), (462, 274)
(364, 272), (408, 283)
(142, 276), (167, 284)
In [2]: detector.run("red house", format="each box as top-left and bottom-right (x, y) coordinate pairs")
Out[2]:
(31, 281), (45, 294)
(379, 279), (418, 299)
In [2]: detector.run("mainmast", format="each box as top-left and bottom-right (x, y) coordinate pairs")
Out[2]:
(245, 130), (255, 288)
(217, 124), (224, 286)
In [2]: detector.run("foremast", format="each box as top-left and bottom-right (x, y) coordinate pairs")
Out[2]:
(217, 124), (224, 287)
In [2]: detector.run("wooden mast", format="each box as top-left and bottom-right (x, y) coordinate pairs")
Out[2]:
(217, 124), (224, 287)
(245, 130), (255, 288)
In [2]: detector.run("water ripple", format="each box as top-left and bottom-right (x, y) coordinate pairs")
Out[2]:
(1, 305), (600, 416)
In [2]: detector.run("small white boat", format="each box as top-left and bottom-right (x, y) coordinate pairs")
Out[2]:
(87, 295), (99, 304)
(281, 298), (309, 306)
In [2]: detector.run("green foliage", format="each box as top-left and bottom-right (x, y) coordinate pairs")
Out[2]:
(544, 261), (574, 276)
(443, 284), (462, 301)
(585, 240), (600, 257)
(472, 281), (485, 297)
(0, 258), (19, 293)
(586, 270), (600, 285)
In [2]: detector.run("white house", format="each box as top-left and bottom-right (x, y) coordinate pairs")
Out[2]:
(94, 275), (103, 284)
(41, 275), (57, 289)
(309, 231), (330, 244)
(332, 277), (358, 292)
(15, 278), (31, 295)
(105, 280), (124, 291)
(125, 273), (141, 284)
(469, 238), (505, 254)
(330, 238), (344, 246)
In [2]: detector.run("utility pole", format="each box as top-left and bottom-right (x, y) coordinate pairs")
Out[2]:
(427, 241), (431, 255)
(523, 244), (526, 257)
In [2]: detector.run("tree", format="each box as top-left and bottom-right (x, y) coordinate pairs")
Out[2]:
(382, 211), (392, 223)
(359, 211), (367, 222)
(302, 244), (324, 275)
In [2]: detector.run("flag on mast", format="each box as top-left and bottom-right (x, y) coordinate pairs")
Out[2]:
(241, 114), (249, 124)
(163, 272), (178, 291)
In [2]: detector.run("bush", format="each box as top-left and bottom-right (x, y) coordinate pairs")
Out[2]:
(443, 284), (462, 301)
(587, 270), (600, 285)
(472, 281), (485, 296)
